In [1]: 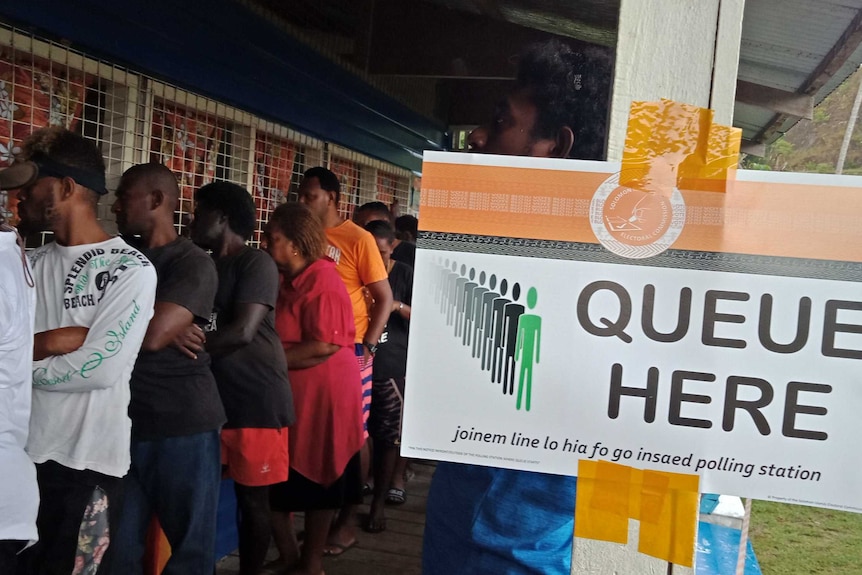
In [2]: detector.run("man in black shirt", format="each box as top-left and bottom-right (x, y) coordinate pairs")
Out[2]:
(393, 214), (418, 268)
(190, 181), (295, 575)
(110, 163), (225, 575)
(363, 220), (412, 534)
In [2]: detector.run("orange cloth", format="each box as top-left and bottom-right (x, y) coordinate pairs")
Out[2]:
(220, 427), (290, 487)
(324, 220), (389, 343)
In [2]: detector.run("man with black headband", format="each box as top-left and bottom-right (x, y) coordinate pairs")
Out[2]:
(422, 40), (611, 575)
(0, 127), (157, 575)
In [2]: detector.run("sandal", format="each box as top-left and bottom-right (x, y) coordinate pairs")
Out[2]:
(323, 539), (357, 556)
(385, 487), (406, 505)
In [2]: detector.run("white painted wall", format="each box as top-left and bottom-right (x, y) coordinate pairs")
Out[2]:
(576, 2), (746, 572)
(606, 0), (745, 160)
(573, 519), (695, 575)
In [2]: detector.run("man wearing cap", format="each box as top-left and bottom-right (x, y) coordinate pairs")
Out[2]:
(2, 127), (157, 575)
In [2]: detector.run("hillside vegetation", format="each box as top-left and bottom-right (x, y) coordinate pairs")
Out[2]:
(743, 68), (862, 175)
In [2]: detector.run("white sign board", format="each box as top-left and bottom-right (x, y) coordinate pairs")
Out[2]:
(402, 152), (862, 513)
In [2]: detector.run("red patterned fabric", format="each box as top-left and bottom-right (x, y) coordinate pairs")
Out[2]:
(0, 51), (89, 166)
(149, 101), (223, 203)
(330, 157), (359, 220)
(0, 51), (90, 222)
(376, 172), (397, 205)
(253, 136), (296, 243)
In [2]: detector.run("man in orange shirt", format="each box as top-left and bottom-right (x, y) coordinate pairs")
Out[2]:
(298, 167), (393, 554)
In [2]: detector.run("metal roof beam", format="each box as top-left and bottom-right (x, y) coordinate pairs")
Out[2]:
(800, 6), (862, 96)
(735, 80), (814, 119)
(751, 4), (862, 143)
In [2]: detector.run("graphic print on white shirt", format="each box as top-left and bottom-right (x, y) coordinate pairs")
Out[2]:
(28, 237), (157, 477)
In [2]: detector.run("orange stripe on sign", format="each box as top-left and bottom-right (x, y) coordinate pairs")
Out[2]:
(420, 161), (862, 263)
(420, 162), (608, 243)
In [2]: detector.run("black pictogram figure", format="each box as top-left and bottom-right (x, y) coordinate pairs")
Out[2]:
(501, 283), (525, 395)
(460, 268), (478, 344)
(489, 279), (511, 382)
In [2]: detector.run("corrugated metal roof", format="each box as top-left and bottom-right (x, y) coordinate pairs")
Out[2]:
(250, 0), (862, 147)
(735, 0), (862, 143)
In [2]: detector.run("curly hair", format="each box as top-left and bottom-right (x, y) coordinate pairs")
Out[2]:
(21, 127), (106, 174)
(517, 40), (612, 160)
(20, 127), (106, 201)
(195, 181), (256, 240)
(267, 202), (326, 260)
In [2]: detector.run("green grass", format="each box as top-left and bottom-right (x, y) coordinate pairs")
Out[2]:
(749, 500), (862, 574)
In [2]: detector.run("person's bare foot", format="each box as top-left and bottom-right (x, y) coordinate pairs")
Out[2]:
(363, 506), (387, 534)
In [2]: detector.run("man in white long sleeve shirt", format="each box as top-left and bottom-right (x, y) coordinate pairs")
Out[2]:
(0, 127), (157, 575)
(0, 200), (37, 573)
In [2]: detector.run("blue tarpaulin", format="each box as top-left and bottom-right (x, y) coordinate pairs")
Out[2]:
(696, 521), (762, 575)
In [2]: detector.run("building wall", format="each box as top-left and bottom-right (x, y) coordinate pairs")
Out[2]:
(0, 0), (445, 174)
(0, 22), (414, 247)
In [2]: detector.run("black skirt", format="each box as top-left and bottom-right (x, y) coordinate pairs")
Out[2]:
(269, 450), (363, 511)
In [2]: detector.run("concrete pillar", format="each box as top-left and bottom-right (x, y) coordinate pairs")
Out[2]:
(574, 519), (696, 575)
(606, 0), (745, 160)
(575, 1), (746, 572)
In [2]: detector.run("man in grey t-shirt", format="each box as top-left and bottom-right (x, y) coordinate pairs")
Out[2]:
(110, 163), (224, 575)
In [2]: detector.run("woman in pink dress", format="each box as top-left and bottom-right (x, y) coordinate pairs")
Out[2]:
(265, 202), (364, 575)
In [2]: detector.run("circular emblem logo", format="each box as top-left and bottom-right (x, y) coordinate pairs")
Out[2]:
(589, 173), (686, 259)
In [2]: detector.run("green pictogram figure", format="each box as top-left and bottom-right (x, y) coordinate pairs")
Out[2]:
(515, 287), (541, 411)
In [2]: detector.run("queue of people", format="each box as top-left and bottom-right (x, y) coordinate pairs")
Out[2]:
(0, 125), (412, 575)
(1, 38), (605, 575)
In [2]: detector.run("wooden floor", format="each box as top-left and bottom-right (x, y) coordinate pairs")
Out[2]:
(216, 461), (433, 575)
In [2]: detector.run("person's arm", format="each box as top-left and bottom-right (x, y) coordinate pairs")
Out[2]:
(33, 326), (89, 361)
(365, 279), (393, 347)
(356, 230), (393, 349)
(171, 323), (206, 360)
(391, 263), (413, 321)
(146, 247), (219, 357)
(141, 301), (197, 352)
(391, 299), (412, 321)
(294, 271), (353, 367)
(207, 251), (278, 357)
(206, 303), (269, 357)
(284, 340), (339, 369)
(32, 264), (158, 392)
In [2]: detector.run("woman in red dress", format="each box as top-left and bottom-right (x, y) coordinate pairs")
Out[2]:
(265, 202), (364, 575)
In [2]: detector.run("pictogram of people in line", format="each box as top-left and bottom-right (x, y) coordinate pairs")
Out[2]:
(431, 260), (541, 409)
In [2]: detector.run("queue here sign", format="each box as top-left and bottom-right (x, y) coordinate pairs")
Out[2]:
(401, 151), (862, 513)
